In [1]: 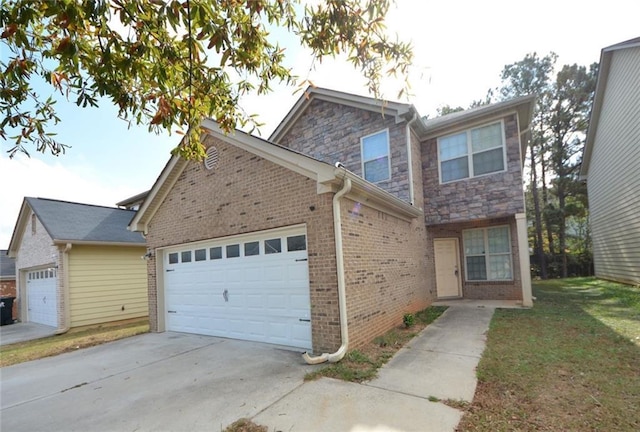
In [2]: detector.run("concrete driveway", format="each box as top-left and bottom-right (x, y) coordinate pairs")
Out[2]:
(1, 303), (505, 431)
(0, 322), (57, 346)
(1, 332), (310, 431)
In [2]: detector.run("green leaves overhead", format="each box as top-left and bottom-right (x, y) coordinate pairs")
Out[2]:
(0, 0), (413, 159)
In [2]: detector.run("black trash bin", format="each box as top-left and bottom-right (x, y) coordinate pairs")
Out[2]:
(1, 296), (16, 326)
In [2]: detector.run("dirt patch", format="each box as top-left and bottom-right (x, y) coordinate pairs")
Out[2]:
(223, 419), (267, 432)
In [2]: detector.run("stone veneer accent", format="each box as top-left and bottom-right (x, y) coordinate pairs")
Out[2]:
(276, 99), (411, 202)
(421, 114), (525, 225)
(145, 136), (340, 353)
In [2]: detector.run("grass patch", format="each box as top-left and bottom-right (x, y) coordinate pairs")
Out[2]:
(0, 319), (149, 367)
(305, 305), (447, 383)
(458, 277), (640, 431)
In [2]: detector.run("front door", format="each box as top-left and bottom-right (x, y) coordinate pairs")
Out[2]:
(434, 238), (461, 298)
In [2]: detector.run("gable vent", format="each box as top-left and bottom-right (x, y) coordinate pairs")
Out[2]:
(204, 146), (219, 170)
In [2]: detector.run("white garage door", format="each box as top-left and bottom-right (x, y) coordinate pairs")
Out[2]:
(164, 227), (312, 350)
(26, 269), (58, 327)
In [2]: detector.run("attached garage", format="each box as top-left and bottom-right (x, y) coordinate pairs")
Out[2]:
(26, 268), (58, 327)
(162, 226), (312, 350)
(131, 119), (424, 356)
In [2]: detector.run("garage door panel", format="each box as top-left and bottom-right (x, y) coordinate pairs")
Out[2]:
(291, 322), (311, 342)
(164, 227), (312, 349)
(26, 269), (58, 327)
(264, 266), (286, 281)
(245, 294), (264, 308)
(288, 266), (309, 282)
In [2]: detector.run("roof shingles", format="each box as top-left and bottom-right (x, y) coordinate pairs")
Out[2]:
(0, 250), (16, 278)
(26, 198), (144, 244)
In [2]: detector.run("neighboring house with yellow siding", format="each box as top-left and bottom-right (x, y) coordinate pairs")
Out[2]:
(7, 197), (148, 331)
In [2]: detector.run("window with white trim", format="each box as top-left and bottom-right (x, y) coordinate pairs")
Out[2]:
(463, 226), (512, 281)
(438, 121), (506, 183)
(361, 129), (390, 182)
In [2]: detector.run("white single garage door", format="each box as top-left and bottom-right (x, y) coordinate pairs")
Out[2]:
(26, 269), (58, 327)
(163, 226), (312, 350)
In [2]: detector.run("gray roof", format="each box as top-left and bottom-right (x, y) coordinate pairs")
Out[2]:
(116, 190), (149, 208)
(0, 250), (16, 279)
(26, 198), (145, 244)
(421, 95), (536, 135)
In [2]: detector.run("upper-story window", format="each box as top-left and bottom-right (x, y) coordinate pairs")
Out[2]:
(361, 129), (390, 183)
(438, 121), (506, 183)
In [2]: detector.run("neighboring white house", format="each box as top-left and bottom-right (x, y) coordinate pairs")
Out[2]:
(581, 37), (640, 285)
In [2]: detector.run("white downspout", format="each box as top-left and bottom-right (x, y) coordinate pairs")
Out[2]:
(406, 113), (419, 205)
(303, 176), (352, 364)
(55, 243), (72, 335)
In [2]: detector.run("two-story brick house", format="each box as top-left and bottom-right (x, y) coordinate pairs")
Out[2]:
(130, 87), (534, 361)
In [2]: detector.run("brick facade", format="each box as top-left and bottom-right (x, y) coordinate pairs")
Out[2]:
(277, 99), (411, 202)
(145, 136), (341, 353)
(421, 114), (525, 225)
(341, 197), (432, 348)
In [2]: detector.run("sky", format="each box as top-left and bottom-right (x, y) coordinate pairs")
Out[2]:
(1, 0), (639, 249)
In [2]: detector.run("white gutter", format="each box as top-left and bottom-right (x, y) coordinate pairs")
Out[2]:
(303, 176), (352, 364)
(406, 113), (419, 205)
(55, 243), (72, 335)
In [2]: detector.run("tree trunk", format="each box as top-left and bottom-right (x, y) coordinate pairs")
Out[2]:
(557, 173), (568, 278)
(530, 144), (547, 279)
(540, 151), (555, 259)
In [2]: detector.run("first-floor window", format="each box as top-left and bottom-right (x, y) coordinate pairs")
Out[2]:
(463, 226), (512, 281)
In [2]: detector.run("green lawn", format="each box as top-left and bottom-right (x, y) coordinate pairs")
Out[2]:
(458, 277), (640, 431)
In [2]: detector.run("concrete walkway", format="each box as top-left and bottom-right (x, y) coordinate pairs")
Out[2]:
(254, 304), (500, 431)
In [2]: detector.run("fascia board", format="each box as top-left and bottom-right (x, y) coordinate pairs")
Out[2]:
(7, 200), (31, 257)
(128, 156), (187, 233)
(327, 168), (422, 221)
(581, 49), (613, 179)
(52, 240), (145, 247)
(422, 96), (536, 140)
